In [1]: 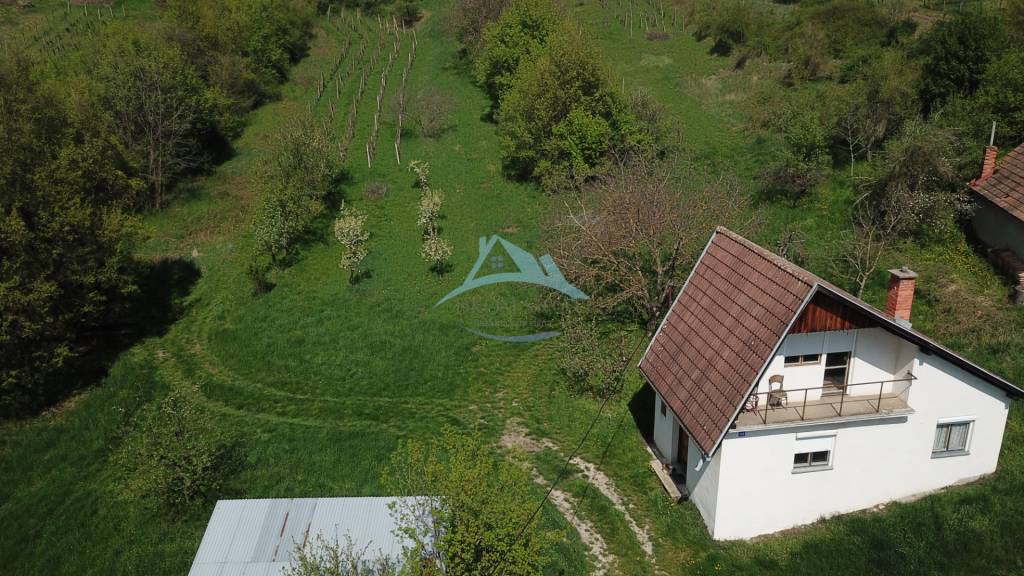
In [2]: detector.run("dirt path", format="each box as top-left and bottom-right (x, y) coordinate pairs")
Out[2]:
(500, 419), (657, 572)
(569, 455), (655, 558)
(529, 468), (612, 575)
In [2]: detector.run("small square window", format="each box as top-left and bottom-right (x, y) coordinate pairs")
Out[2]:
(659, 399), (667, 417)
(933, 421), (971, 455)
(793, 450), (831, 470)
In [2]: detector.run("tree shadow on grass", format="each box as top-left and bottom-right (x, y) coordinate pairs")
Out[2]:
(58, 257), (202, 411)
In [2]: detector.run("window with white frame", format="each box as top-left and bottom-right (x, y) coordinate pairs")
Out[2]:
(793, 432), (835, 472)
(933, 420), (972, 455)
(784, 353), (821, 366)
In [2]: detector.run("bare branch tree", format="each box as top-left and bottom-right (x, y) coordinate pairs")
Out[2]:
(550, 154), (752, 333)
(834, 120), (967, 297)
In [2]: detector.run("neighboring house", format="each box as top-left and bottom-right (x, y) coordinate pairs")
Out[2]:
(638, 228), (1022, 540)
(188, 497), (428, 575)
(968, 141), (1024, 302)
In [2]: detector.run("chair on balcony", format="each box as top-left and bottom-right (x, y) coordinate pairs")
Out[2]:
(768, 375), (787, 409)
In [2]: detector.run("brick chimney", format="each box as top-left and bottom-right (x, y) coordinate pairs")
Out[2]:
(979, 145), (998, 183)
(973, 122), (999, 186)
(885, 267), (918, 325)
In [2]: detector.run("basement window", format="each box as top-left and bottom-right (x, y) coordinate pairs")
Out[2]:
(784, 353), (821, 366)
(932, 420), (972, 457)
(793, 432), (835, 473)
(793, 450), (831, 471)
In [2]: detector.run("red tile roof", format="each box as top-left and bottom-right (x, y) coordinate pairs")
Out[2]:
(971, 143), (1024, 221)
(639, 228), (1022, 457)
(638, 229), (814, 455)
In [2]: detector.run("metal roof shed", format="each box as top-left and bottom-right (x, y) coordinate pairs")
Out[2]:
(188, 497), (426, 576)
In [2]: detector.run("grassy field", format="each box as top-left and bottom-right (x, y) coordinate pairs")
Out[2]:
(3, 0), (1024, 575)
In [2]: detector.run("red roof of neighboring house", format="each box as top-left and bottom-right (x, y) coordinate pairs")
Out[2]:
(639, 228), (1022, 457)
(971, 143), (1024, 221)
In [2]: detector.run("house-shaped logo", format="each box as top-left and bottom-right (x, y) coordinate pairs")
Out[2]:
(436, 235), (588, 342)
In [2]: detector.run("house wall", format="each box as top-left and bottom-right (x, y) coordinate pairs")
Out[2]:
(753, 328), (916, 402)
(685, 436), (722, 535)
(653, 391), (679, 464)
(972, 198), (1024, 259)
(708, 350), (1011, 540)
(653, 387), (725, 533)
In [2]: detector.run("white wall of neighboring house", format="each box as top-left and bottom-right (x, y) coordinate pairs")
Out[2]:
(973, 198), (1024, 259)
(706, 348), (1011, 540)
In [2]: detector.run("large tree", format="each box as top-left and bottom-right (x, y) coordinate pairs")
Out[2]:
(0, 53), (139, 416)
(100, 31), (210, 209)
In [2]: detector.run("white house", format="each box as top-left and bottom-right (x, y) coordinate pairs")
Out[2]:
(638, 228), (1022, 540)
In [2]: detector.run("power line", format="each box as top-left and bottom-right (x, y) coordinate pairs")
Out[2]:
(486, 335), (647, 576)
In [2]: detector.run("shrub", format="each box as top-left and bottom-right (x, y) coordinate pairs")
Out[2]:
(557, 310), (626, 398)
(416, 190), (444, 235)
(393, 0), (422, 26)
(976, 49), (1024, 148)
(263, 115), (337, 204)
(364, 182), (389, 201)
(760, 153), (826, 205)
(475, 0), (560, 105)
(420, 233), (453, 275)
(761, 111), (830, 202)
(410, 91), (455, 138)
(497, 25), (635, 190)
(915, 11), (1006, 113)
(691, 0), (771, 57)
(251, 116), (339, 266)
(334, 204), (370, 281)
(118, 388), (240, 512)
(450, 0), (510, 54)
(382, 428), (551, 576)
(284, 536), (398, 576)
(247, 254), (275, 294)
(858, 119), (968, 240)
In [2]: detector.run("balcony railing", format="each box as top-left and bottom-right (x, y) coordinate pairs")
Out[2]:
(736, 375), (916, 428)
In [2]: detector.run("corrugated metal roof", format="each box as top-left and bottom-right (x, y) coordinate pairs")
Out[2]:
(188, 497), (426, 576)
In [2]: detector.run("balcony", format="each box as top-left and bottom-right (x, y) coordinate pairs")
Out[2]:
(734, 376), (915, 429)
